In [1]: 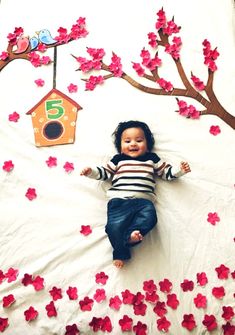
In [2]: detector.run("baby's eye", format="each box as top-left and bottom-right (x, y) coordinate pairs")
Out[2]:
(137, 139), (143, 142)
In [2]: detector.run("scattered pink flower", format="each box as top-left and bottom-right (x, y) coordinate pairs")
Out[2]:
(63, 162), (74, 173)
(212, 286), (225, 299)
(133, 321), (147, 335)
(109, 295), (122, 310)
(28, 52), (41, 67)
(93, 288), (106, 303)
(2, 294), (15, 308)
(86, 47), (105, 60)
(222, 322), (235, 335)
(145, 291), (159, 304)
(121, 289), (135, 304)
(202, 314), (217, 331)
(0, 270), (6, 284)
(85, 75), (104, 91)
(21, 273), (33, 286)
(133, 292), (145, 305)
(95, 271), (108, 285)
(65, 323), (80, 335)
(166, 293), (179, 309)
(148, 32), (157, 48)
(46, 156), (57, 167)
(67, 83), (78, 93)
(101, 316), (112, 332)
(24, 306), (38, 321)
(32, 275), (44, 291)
(215, 264), (230, 279)
(143, 279), (157, 293)
(119, 315), (133, 332)
(45, 301), (57, 317)
(191, 74), (205, 91)
(133, 302), (147, 316)
(222, 306), (234, 321)
(66, 286), (78, 300)
(79, 296), (94, 311)
(207, 212), (220, 225)
(34, 78), (45, 87)
(5, 267), (19, 283)
(193, 293), (207, 308)
(89, 316), (112, 333)
(89, 317), (103, 332)
(8, 111), (20, 122)
(49, 286), (63, 301)
(25, 187), (37, 201)
(231, 270), (235, 279)
(2, 160), (14, 172)
(0, 317), (9, 332)
(159, 278), (172, 293)
(176, 99), (200, 119)
(180, 279), (194, 292)
(181, 314), (196, 331)
(157, 316), (171, 333)
(41, 56), (51, 65)
(0, 51), (9, 60)
(209, 125), (221, 136)
(80, 225), (92, 236)
(153, 301), (167, 317)
(196, 272), (208, 286)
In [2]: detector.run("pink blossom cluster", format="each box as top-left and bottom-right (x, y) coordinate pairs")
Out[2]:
(176, 99), (200, 119)
(147, 32), (158, 48)
(157, 78), (173, 92)
(132, 48), (162, 76)
(85, 75), (104, 91)
(55, 17), (88, 44)
(0, 51), (9, 61)
(28, 52), (52, 67)
(155, 9), (180, 36)
(7, 27), (24, 45)
(203, 39), (219, 72)
(165, 36), (182, 60)
(191, 74), (205, 91)
(76, 47), (105, 72)
(108, 52), (123, 77)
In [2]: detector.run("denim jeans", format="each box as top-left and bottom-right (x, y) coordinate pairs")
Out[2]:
(105, 198), (157, 260)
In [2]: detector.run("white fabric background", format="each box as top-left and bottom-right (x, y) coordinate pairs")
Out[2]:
(0, 0), (234, 334)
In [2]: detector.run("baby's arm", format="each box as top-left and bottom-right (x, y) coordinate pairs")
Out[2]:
(80, 167), (92, 176)
(180, 161), (191, 174)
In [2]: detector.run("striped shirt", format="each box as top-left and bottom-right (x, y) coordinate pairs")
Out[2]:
(88, 153), (185, 202)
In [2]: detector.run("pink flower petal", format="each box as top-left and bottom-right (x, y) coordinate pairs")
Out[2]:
(24, 306), (38, 322)
(8, 111), (20, 122)
(5, 267), (19, 283)
(46, 156), (57, 167)
(25, 188), (37, 201)
(2, 294), (15, 308)
(207, 212), (220, 225)
(80, 225), (92, 236)
(63, 162), (74, 173)
(34, 78), (45, 87)
(2, 160), (14, 172)
(209, 125), (221, 135)
(95, 272), (109, 285)
(67, 83), (78, 93)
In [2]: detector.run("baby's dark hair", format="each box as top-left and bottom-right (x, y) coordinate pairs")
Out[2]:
(113, 120), (155, 153)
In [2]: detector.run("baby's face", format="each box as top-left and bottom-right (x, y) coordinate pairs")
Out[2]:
(120, 127), (148, 158)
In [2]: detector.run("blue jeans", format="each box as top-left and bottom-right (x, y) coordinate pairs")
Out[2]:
(105, 198), (157, 260)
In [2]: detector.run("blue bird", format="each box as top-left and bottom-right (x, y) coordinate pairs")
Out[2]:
(29, 36), (39, 50)
(37, 29), (57, 45)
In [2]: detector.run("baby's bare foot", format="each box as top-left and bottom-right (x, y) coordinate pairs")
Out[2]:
(113, 259), (124, 268)
(129, 230), (143, 244)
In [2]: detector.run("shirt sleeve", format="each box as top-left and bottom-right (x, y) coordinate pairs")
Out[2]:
(86, 155), (119, 181)
(154, 159), (185, 180)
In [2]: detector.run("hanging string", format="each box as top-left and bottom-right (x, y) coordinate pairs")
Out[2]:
(53, 46), (57, 89)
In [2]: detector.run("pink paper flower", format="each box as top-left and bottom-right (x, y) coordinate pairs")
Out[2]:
(157, 316), (171, 333)
(41, 56), (51, 65)
(46, 156), (57, 167)
(32, 275), (44, 291)
(215, 264), (230, 279)
(157, 77), (173, 92)
(133, 321), (147, 335)
(28, 52), (41, 67)
(0, 317), (9, 332)
(80, 225), (92, 236)
(180, 279), (194, 292)
(132, 62), (145, 77)
(45, 301), (57, 317)
(2, 160), (14, 172)
(121, 289), (135, 304)
(93, 288), (106, 303)
(34, 78), (45, 87)
(5, 267), (19, 283)
(0, 51), (9, 60)
(2, 294), (15, 308)
(66, 286), (78, 300)
(159, 278), (172, 293)
(143, 279), (157, 293)
(95, 271), (108, 285)
(196, 272), (208, 286)
(222, 322), (235, 335)
(65, 324), (80, 335)
(101, 316), (112, 332)
(133, 302), (147, 316)
(119, 315), (133, 332)
(85, 75), (104, 91)
(145, 291), (159, 304)
(109, 52), (123, 77)
(25, 188), (37, 201)
(63, 162), (74, 173)
(8, 111), (20, 122)
(21, 273), (33, 286)
(24, 306), (38, 321)
(166, 293), (179, 309)
(37, 43), (47, 52)
(79, 296), (94, 311)
(148, 32), (157, 48)
(0, 270), (6, 284)
(193, 293), (207, 308)
(153, 301), (167, 317)
(191, 74), (205, 91)
(109, 295), (122, 310)
(181, 314), (196, 331)
(222, 306), (234, 321)
(89, 317), (103, 332)
(49, 286), (63, 301)
(209, 125), (221, 136)
(67, 83), (78, 93)
(212, 286), (225, 299)
(207, 212), (220, 225)
(202, 314), (217, 331)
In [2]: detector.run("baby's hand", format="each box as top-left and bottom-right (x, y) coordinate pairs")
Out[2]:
(180, 161), (191, 174)
(80, 167), (92, 176)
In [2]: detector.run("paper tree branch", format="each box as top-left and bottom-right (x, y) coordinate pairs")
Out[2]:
(73, 9), (235, 129)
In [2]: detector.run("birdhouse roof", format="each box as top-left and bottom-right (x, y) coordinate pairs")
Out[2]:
(26, 88), (82, 115)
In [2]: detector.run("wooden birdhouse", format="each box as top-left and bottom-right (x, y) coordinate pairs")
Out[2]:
(26, 88), (82, 147)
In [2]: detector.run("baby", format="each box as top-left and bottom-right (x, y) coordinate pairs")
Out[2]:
(80, 120), (191, 268)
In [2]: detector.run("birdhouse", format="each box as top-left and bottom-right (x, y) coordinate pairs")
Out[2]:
(26, 88), (82, 147)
